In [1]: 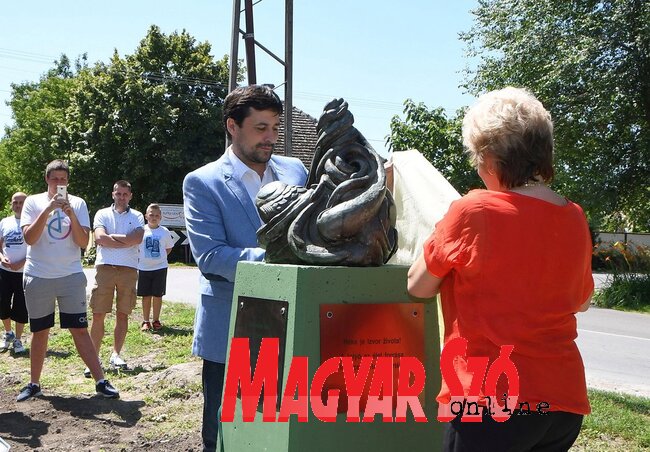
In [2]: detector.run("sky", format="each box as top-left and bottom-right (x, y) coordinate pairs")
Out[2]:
(0, 0), (478, 157)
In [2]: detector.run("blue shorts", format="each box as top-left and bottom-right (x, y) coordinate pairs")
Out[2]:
(23, 272), (89, 332)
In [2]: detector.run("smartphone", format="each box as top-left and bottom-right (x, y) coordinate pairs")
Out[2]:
(56, 185), (67, 198)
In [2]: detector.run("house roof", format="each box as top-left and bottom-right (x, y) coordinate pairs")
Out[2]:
(274, 106), (318, 170)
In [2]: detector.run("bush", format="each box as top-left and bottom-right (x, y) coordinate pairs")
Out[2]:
(82, 245), (96, 266)
(592, 242), (650, 272)
(593, 273), (650, 312)
(592, 242), (650, 311)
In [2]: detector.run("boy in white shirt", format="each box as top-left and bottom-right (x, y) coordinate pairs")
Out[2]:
(137, 204), (174, 331)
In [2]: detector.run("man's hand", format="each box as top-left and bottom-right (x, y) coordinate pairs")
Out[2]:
(49, 194), (68, 213)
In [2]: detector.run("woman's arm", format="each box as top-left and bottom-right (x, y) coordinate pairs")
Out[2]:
(407, 253), (443, 299)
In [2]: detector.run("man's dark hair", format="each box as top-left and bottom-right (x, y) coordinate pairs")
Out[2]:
(45, 159), (70, 179)
(113, 180), (132, 192)
(223, 85), (283, 139)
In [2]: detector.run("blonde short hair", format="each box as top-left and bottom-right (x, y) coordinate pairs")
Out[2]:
(146, 203), (161, 213)
(462, 87), (554, 188)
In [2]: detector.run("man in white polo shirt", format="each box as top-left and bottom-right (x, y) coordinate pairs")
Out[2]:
(87, 180), (144, 376)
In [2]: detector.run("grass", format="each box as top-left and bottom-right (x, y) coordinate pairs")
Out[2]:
(572, 389), (650, 450)
(3, 302), (649, 449)
(1, 300), (203, 441)
(593, 272), (650, 313)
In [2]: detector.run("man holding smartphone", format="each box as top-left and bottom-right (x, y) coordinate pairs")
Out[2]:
(17, 159), (119, 401)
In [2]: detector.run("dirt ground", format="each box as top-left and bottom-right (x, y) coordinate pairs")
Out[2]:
(0, 360), (204, 451)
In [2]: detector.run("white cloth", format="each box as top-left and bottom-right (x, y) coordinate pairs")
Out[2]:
(138, 225), (174, 271)
(387, 150), (461, 266)
(21, 192), (90, 278)
(227, 148), (277, 205)
(0, 216), (27, 273)
(93, 205), (144, 268)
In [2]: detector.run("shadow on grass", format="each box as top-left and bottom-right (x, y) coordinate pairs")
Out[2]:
(0, 411), (49, 450)
(108, 363), (168, 377)
(43, 394), (145, 427)
(601, 392), (650, 417)
(149, 325), (193, 337)
(46, 350), (72, 358)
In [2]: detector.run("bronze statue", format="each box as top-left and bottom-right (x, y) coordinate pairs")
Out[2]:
(256, 98), (397, 266)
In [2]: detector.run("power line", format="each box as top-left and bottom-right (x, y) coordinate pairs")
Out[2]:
(0, 48), (58, 64)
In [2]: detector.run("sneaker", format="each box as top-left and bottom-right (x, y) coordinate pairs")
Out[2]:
(83, 367), (92, 378)
(152, 320), (162, 331)
(17, 383), (42, 402)
(141, 321), (152, 331)
(109, 353), (128, 370)
(95, 380), (120, 399)
(2, 331), (16, 350)
(13, 339), (26, 354)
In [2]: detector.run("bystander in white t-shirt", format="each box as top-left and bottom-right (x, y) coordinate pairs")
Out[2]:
(21, 192), (90, 278)
(0, 216), (27, 273)
(138, 225), (174, 271)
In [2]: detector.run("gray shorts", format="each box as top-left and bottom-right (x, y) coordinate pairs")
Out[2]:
(23, 272), (89, 332)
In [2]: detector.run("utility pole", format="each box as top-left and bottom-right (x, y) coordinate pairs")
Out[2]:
(228, 0), (293, 157)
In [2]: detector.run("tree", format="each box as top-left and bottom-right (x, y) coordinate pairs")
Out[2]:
(66, 25), (230, 213)
(0, 26), (230, 215)
(0, 55), (82, 198)
(388, 100), (482, 195)
(461, 0), (650, 231)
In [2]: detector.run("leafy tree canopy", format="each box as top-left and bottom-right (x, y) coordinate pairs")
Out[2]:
(388, 100), (482, 195)
(389, 0), (649, 231)
(461, 0), (650, 231)
(0, 25), (230, 215)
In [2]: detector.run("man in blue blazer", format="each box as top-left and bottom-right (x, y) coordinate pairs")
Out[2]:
(183, 85), (308, 452)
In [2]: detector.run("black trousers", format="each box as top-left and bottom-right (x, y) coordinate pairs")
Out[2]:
(202, 359), (225, 452)
(443, 411), (583, 452)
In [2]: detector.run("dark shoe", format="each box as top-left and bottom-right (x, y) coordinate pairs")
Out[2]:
(141, 321), (152, 331)
(12, 339), (27, 354)
(96, 380), (120, 399)
(152, 320), (163, 331)
(17, 383), (42, 402)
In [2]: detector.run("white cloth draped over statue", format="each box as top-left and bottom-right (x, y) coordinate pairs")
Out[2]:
(387, 149), (461, 266)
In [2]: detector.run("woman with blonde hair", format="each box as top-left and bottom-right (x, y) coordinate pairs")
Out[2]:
(408, 87), (593, 451)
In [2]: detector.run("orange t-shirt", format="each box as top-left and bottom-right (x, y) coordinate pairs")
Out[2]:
(424, 189), (593, 415)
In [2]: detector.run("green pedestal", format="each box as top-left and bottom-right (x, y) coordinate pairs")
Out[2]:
(221, 262), (443, 451)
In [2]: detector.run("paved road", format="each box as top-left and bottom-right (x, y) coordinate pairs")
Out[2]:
(576, 307), (650, 398)
(84, 268), (649, 397)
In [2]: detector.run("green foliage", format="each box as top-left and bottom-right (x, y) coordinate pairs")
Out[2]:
(592, 242), (650, 312)
(0, 55), (82, 198)
(388, 100), (482, 195)
(593, 272), (650, 312)
(461, 0), (650, 231)
(592, 242), (650, 272)
(82, 245), (97, 266)
(0, 26), (230, 215)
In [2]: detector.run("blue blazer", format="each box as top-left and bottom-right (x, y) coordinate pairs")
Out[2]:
(183, 150), (308, 363)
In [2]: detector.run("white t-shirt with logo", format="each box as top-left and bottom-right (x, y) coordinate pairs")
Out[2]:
(0, 216), (27, 273)
(138, 225), (175, 271)
(21, 192), (90, 278)
(93, 206), (144, 269)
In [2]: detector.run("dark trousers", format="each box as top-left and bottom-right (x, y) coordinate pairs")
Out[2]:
(0, 269), (27, 323)
(202, 359), (225, 452)
(443, 410), (583, 452)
